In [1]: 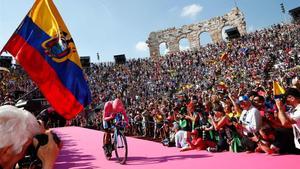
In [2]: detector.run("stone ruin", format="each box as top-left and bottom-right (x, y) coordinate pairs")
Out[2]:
(146, 7), (247, 58)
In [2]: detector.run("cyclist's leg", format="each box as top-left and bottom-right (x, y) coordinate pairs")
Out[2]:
(103, 131), (111, 144)
(142, 121), (146, 136)
(103, 120), (112, 143)
(103, 120), (112, 155)
(153, 122), (157, 139)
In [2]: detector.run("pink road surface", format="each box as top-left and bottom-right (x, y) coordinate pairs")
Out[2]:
(53, 127), (299, 169)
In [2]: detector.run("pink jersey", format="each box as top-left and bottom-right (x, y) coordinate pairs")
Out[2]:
(112, 98), (129, 123)
(102, 99), (129, 123)
(103, 101), (113, 119)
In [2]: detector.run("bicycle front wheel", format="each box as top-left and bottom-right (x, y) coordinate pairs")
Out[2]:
(114, 131), (128, 164)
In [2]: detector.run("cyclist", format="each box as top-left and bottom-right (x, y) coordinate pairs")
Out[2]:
(102, 98), (129, 157)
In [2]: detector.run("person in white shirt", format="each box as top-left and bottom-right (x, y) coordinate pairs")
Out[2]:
(276, 88), (300, 150)
(173, 122), (188, 149)
(234, 95), (262, 151)
(239, 96), (262, 135)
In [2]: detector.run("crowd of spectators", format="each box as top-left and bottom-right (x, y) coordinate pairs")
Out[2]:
(1, 22), (300, 155)
(86, 23), (300, 154)
(0, 67), (40, 105)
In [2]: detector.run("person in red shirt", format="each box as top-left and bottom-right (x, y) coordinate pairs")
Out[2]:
(180, 130), (216, 151)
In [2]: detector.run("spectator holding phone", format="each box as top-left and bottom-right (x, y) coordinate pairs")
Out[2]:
(275, 88), (300, 150)
(0, 105), (61, 169)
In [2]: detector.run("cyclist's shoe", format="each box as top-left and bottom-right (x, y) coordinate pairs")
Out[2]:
(110, 144), (115, 151)
(103, 145), (109, 155)
(106, 151), (112, 158)
(102, 145), (107, 150)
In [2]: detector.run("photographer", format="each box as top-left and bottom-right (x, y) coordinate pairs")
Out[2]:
(0, 105), (61, 169)
(255, 126), (300, 154)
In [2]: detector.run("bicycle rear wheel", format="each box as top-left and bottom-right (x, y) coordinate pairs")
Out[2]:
(114, 131), (128, 164)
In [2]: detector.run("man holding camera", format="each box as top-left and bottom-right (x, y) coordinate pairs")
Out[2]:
(0, 105), (61, 169)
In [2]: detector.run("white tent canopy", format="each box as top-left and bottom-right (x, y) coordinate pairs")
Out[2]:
(0, 67), (10, 73)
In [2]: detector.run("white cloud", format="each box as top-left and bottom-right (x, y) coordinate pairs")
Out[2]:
(135, 41), (148, 52)
(181, 4), (203, 18)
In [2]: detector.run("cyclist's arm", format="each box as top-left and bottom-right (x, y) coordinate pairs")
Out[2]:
(121, 110), (129, 123)
(104, 115), (115, 121)
(103, 110), (115, 121)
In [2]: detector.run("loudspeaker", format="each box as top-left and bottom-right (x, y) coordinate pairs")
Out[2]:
(114, 54), (126, 64)
(289, 7), (300, 23)
(225, 27), (240, 40)
(80, 56), (90, 68)
(0, 56), (12, 68)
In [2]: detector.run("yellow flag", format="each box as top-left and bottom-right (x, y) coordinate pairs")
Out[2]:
(273, 81), (285, 96)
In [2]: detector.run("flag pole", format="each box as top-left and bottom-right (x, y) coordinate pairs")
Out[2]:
(234, 0), (238, 8)
(0, 48), (6, 56)
(15, 87), (39, 102)
(0, 40), (10, 56)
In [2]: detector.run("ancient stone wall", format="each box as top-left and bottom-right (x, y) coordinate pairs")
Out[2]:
(146, 7), (246, 58)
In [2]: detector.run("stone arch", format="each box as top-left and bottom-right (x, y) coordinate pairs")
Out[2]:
(159, 42), (168, 56)
(199, 31), (213, 46)
(146, 7), (246, 59)
(178, 38), (190, 51)
(176, 34), (190, 51)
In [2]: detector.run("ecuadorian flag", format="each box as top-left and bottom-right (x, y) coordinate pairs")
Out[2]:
(1, 0), (91, 119)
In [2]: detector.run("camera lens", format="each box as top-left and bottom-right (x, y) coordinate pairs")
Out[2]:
(34, 134), (48, 146)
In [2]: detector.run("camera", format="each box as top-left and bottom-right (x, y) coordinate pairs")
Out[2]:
(247, 132), (254, 138)
(17, 131), (61, 169)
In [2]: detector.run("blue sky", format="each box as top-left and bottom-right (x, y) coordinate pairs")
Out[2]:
(0, 0), (299, 63)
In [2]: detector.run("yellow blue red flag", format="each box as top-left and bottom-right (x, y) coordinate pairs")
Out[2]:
(1, 0), (91, 119)
(273, 81), (285, 99)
